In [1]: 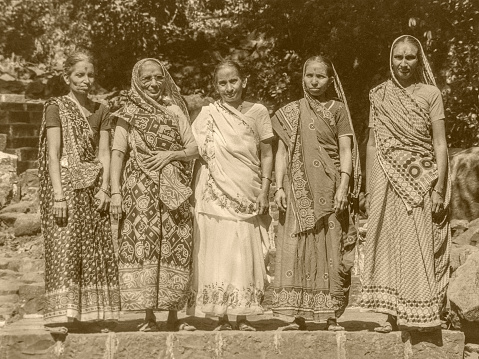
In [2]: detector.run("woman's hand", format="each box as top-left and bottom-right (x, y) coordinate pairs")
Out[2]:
(431, 189), (445, 214)
(110, 193), (122, 220)
(334, 185), (349, 215)
(256, 191), (269, 215)
(53, 198), (68, 226)
(274, 188), (287, 212)
(144, 150), (175, 171)
(95, 189), (110, 212)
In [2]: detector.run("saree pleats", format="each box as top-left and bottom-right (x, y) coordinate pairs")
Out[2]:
(361, 160), (450, 327)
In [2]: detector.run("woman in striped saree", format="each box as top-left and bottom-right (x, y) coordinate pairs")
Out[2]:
(361, 35), (450, 332)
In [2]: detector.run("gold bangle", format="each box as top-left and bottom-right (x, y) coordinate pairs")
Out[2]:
(432, 188), (443, 198)
(262, 176), (272, 183)
(274, 187), (284, 196)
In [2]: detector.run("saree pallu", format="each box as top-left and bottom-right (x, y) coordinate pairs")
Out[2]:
(188, 102), (268, 316)
(272, 99), (358, 321)
(115, 107), (193, 311)
(361, 80), (451, 328)
(39, 96), (120, 323)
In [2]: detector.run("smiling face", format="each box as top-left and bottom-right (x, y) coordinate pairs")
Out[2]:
(215, 65), (247, 105)
(392, 41), (419, 86)
(138, 61), (165, 101)
(64, 60), (95, 96)
(303, 61), (333, 100)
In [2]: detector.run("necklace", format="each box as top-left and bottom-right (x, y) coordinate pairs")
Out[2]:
(237, 102), (244, 113)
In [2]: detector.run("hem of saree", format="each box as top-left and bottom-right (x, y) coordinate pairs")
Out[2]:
(272, 309), (335, 322)
(44, 310), (120, 323)
(191, 304), (264, 317)
(272, 287), (344, 318)
(360, 285), (446, 328)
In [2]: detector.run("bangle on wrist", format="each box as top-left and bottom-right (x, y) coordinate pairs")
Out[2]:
(183, 150), (187, 159)
(274, 187), (284, 196)
(340, 171), (351, 177)
(54, 197), (66, 203)
(261, 176), (272, 183)
(364, 192), (370, 198)
(111, 192), (121, 196)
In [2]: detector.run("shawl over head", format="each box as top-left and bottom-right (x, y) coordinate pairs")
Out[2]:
(272, 58), (361, 234)
(113, 58), (193, 210)
(370, 35), (450, 211)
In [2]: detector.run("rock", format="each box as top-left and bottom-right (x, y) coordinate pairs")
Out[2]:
(453, 227), (479, 247)
(18, 258), (44, 273)
(184, 94), (214, 122)
(465, 344), (479, 359)
(20, 271), (44, 284)
(14, 213), (41, 237)
(21, 297), (44, 315)
(0, 294), (19, 305)
(0, 280), (20, 295)
(0, 269), (22, 280)
(0, 212), (24, 226)
(0, 201), (36, 214)
(0, 257), (13, 270)
(451, 219), (469, 237)
(450, 243), (479, 274)
(448, 251), (479, 321)
(18, 284), (44, 301)
(18, 169), (40, 204)
(0, 134), (6, 152)
(450, 147), (479, 221)
(0, 152), (18, 208)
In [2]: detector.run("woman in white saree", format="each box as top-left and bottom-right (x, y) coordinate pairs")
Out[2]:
(188, 60), (273, 331)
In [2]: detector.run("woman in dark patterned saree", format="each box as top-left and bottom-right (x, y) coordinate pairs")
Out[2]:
(110, 58), (198, 332)
(39, 51), (120, 334)
(272, 56), (361, 331)
(361, 35), (450, 333)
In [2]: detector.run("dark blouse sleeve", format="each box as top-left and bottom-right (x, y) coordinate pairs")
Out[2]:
(45, 104), (61, 128)
(335, 103), (353, 137)
(99, 104), (111, 131)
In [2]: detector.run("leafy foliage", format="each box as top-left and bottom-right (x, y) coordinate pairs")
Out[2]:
(0, 0), (477, 147)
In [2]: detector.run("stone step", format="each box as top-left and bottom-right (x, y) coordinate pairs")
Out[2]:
(0, 269), (22, 280)
(14, 147), (38, 162)
(17, 160), (38, 174)
(0, 330), (465, 358)
(0, 123), (40, 137)
(6, 136), (38, 148)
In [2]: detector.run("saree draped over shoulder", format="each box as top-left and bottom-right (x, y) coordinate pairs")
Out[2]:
(361, 35), (451, 328)
(271, 96), (360, 321)
(39, 96), (120, 323)
(188, 101), (270, 316)
(113, 58), (193, 311)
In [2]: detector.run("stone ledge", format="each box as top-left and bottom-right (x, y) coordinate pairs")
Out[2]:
(0, 330), (464, 359)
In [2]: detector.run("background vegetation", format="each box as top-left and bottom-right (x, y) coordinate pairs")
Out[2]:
(0, 0), (477, 147)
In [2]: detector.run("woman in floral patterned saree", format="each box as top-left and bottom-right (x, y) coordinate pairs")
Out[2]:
(188, 60), (274, 331)
(271, 56), (361, 331)
(39, 51), (120, 333)
(361, 35), (450, 333)
(110, 58), (198, 332)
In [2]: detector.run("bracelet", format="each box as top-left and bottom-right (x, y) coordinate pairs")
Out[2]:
(274, 187), (284, 196)
(364, 192), (370, 198)
(432, 188), (443, 198)
(100, 187), (111, 196)
(54, 197), (66, 203)
(183, 150), (187, 158)
(340, 171), (351, 177)
(262, 176), (272, 183)
(111, 192), (121, 196)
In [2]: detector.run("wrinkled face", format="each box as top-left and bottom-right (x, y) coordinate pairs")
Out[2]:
(139, 61), (165, 100)
(64, 61), (95, 95)
(215, 66), (247, 105)
(392, 42), (419, 84)
(303, 61), (332, 99)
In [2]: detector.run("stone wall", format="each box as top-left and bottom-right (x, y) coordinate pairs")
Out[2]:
(0, 94), (42, 175)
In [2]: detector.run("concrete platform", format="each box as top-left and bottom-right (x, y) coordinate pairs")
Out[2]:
(0, 310), (465, 358)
